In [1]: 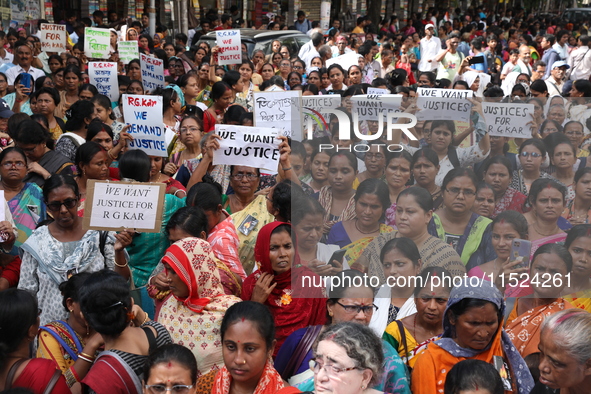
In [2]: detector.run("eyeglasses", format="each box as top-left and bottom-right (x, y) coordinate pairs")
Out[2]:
(519, 151), (542, 158)
(1, 161), (26, 168)
(17, 144), (40, 153)
(364, 153), (385, 160)
(336, 301), (378, 314)
(180, 127), (200, 134)
(231, 173), (259, 181)
(309, 359), (359, 375)
(145, 385), (194, 394)
(565, 130), (584, 136)
(46, 198), (78, 211)
(445, 188), (476, 197)
(292, 65), (303, 70)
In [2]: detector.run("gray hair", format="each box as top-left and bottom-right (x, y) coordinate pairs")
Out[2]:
(318, 45), (332, 59)
(541, 308), (591, 364)
(315, 322), (383, 385)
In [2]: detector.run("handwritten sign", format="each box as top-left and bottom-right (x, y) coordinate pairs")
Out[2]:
(213, 125), (280, 173)
(84, 27), (111, 59)
(417, 87), (474, 98)
(302, 95), (342, 139)
(367, 87), (389, 95)
(416, 97), (472, 122)
(83, 180), (166, 232)
(216, 30), (241, 65)
(88, 62), (118, 102)
(351, 94), (403, 121)
(39, 24), (66, 52)
(118, 41), (139, 64)
(482, 102), (534, 138)
(140, 53), (164, 93)
(122, 94), (167, 157)
(254, 90), (303, 140)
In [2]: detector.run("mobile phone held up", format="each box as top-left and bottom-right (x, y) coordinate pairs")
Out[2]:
(468, 56), (485, 65)
(19, 73), (32, 95)
(327, 249), (347, 267)
(510, 239), (531, 269)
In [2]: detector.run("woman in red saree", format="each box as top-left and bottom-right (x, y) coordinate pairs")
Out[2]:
(241, 222), (326, 356)
(482, 156), (526, 218)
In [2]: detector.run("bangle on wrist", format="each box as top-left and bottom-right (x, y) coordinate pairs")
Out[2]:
(141, 312), (149, 325)
(282, 167), (292, 171)
(114, 260), (128, 268)
(78, 353), (95, 363)
(108, 149), (117, 160)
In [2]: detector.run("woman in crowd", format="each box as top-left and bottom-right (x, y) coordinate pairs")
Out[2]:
(80, 270), (171, 393)
(482, 156), (526, 217)
(549, 139), (577, 202)
(411, 278), (534, 394)
(523, 178), (569, 254)
(383, 266), (452, 369)
(318, 152), (357, 236)
(18, 175), (130, 325)
(539, 119), (562, 137)
(144, 344), (198, 394)
(0, 289), (69, 393)
(309, 322), (386, 394)
(241, 222), (325, 356)
(57, 65), (82, 118)
(505, 243), (573, 358)
(5, 73), (34, 115)
(429, 168), (496, 270)
(91, 94), (126, 140)
(169, 115), (202, 170)
(195, 301), (285, 394)
(78, 84), (98, 101)
(126, 59), (142, 81)
(126, 80), (145, 95)
(510, 138), (553, 196)
(327, 178), (392, 264)
(444, 360), (504, 394)
(533, 308), (591, 393)
(260, 62), (276, 82)
(236, 60), (258, 111)
(36, 87), (65, 141)
(157, 237), (242, 376)
(204, 82), (234, 132)
(149, 155), (186, 198)
(288, 72), (303, 90)
(323, 64), (347, 94)
(0, 147), (46, 255)
(85, 120), (129, 173)
(307, 70), (322, 90)
(276, 269), (411, 393)
(74, 142), (110, 216)
(37, 273), (103, 389)
(292, 196), (340, 273)
(562, 224), (591, 312)
(355, 141), (387, 188)
(412, 148), (442, 210)
(13, 120), (76, 187)
(383, 151), (412, 227)
(472, 183), (496, 218)
(562, 167), (591, 224)
(55, 99), (95, 162)
(177, 73), (201, 109)
(306, 150), (330, 193)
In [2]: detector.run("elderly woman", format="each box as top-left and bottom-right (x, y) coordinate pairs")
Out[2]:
(411, 278), (534, 394)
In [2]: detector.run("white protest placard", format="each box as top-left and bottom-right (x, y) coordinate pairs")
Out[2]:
(326, 52), (360, 72)
(39, 24), (66, 52)
(367, 87), (389, 95)
(118, 41), (139, 64)
(417, 87), (474, 98)
(216, 30), (242, 65)
(213, 125), (281, 173)
(254, 90), (303, 140)
(351, 94), (403, 121)
(482, 102), (534, 138)
(302, 95), (342, 139)
(88, 62), (118, 102)
(416, 97), (472, 122)
(140, 53), (164, 93)
(122, 94), (167, 157)
(83, 180), (166, 233)
(84, 27), (111, 59)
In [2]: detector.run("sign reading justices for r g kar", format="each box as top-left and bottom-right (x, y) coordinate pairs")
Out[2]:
(83, 180), (166, 233)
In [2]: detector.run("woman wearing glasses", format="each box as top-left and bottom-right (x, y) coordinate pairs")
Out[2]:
(18, 175), (131, 326)
(144, 345), (198, 394)
(429, 168), (496, 271)
(275, 270), (410, 394)
(510, 138), (554, 196)
(563, 120), (589, 158)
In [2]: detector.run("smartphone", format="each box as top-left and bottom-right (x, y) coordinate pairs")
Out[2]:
(19, 73), (32, 94)
(468, 56), (485, 65)
(328, 249), (347, 267)
(510, 239), (531, 269)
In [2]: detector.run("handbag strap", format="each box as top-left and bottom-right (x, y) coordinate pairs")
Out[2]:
(42, 369), (62, 394)
(395, 320), (411, 370)
(281, 325), (322, 381)
(5, 359), (27, 390)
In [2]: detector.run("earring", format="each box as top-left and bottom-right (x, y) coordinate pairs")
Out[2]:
(328, 311), (333, 317)
(86, 324), (89, 336)
(69, 309), (73, 313)
(361, 386), (366, 390)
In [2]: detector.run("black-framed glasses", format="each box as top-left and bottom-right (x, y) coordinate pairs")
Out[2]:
(336, 301), (378, 314)
(145, 385), (194, 394)
(445, 188), (476, 197)
(231, 173), (259, 181)
(46, 198), (78, 211)
(519, 152), (542, 158)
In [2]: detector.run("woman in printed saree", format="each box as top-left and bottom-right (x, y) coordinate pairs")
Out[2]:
(383, 151), (413, 227)
(482, 156), (527, 218)
(157, 237), (241, 377)
(510, 138), (554, 196)
(275, 270), (410, 394)
(505, 244), (574, 358)
(327, 178), (393, 264)
(429, 167), (496, 271)
(411, 277), (534, 394)
(562, 224), (591, 312)
(195, 301), (285, 394)
(383, 267), (451, 370)
(241, 222), (326, 357)
(561, 167), (591, 225)
(81, 270), (172, 394)
(37, 273), (103, 389)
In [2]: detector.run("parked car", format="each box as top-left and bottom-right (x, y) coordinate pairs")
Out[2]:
(196, 29), (310, 58)
(563, 8), (591, 24)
